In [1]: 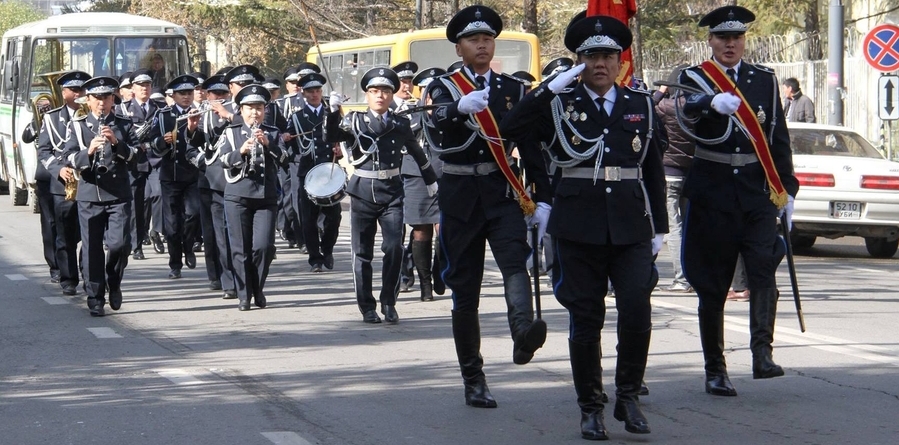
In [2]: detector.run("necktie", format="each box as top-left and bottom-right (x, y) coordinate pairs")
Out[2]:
(596, 97), (609, 119)
(726, 68), (737, 83)
(475, 75), (486, 90)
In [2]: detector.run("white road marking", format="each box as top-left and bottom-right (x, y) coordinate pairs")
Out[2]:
(86, 327), (123, 338)
(654, 299), (899, 367)
(41, 297), (68, 305)
(5, 274), (28, 281)
(156, 369), (204, 385)
(261, 432), (315, 445)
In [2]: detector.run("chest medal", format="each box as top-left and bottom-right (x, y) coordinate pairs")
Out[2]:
(757, 106), (766, 124)
(632, 135), (642, 152)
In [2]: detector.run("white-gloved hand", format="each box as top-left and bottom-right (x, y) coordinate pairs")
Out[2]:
(547, 63), (586, 94)
(457, 85), (490, 114)
(783, 195), (795, 232)
(651, 233), (665, 256)
(527, 202), (552, 245)
(710, 92), (741, 115)
(426, 181), (439, 197)
(329, 91), (344, 112)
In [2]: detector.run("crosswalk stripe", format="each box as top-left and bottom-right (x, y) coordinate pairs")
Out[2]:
(156, 369), (204, 385)
(86, 327), (123, 338)
(5, 274), (28, 281)
(41, 297), (68, 305)
(261, 432), (315, 445)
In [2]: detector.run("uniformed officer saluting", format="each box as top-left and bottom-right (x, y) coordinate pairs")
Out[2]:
(327, 67), (438, 324)
(62, 76), (140, 316)
(421, 5), (552, 408)
(220, 84), (287, 311)
(678, 6), (798, 397)
(502, 15), (667, 439)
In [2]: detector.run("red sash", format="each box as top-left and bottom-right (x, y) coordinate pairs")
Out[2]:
(447, 71), (535, 216)
(699, 61), (789, 208)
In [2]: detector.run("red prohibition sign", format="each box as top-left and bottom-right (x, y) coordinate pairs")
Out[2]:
(864, 24), (899, 72)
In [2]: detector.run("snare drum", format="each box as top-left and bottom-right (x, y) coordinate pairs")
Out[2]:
(304, 162), (348, 207)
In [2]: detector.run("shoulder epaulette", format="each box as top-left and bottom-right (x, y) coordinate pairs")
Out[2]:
(625, 85), (651, 95)
(73, 113), (88, 121)
(748, 63), (775, 74)
(499, 72), (524, 83)
(159, 105), (173, 113)
(47, 105), (66, 115)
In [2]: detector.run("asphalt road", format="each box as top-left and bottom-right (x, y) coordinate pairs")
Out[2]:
(0, 195), (897, 445)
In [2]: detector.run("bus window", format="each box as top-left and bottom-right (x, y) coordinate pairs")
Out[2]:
(32, 38), (110, 77)
(115, 36), (189, 89)
(375, 49), (390, 66)
(409, 39), (532, 75)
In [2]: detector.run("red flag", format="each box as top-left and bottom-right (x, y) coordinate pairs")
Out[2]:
(586, 0), (637, 87)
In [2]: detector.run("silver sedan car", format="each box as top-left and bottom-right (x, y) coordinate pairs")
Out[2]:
(789, 123), (899, 257)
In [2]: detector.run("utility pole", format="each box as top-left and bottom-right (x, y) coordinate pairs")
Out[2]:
(828, 0), (844, 125)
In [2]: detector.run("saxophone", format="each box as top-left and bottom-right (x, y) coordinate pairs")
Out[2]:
(64, 102), (92, 200)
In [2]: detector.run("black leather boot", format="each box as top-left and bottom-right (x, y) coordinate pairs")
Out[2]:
(699, 308), (737, 396)
(432, 237), (446, 295)
(569, 340), (609, 440)
(504, 272), (546, 365)
(613, 329), (651, 434)
(750, 288), (785, 379)
(452, 310), (497, 408)
(411, 239), (434, 302)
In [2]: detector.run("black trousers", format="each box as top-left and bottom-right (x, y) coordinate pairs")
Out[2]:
(552, 237), (657, 343)
(350, 194), (404, 313)
(36, 180), (58, 276)
(298, 174), (341, 266)
(224, 197), (276, 302)
(144, 170), (163, 235)
(161, 180), (200, 270)
(129, 174), (147, 251)
(439, 205), (530, 312)
(280, 165), (301, 244)
(53, 194), (81, 287)
(210, 190), (235, 291)
(78, 200), (131, 301)
(198, 188), (220, 282)
(683, 201), (784, 312)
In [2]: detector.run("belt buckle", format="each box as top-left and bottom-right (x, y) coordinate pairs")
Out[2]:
(731, 154), (746, 167)
(475, 164), (489, 175)
(378, 170), (388, 179)
(604, 166), (621, 182)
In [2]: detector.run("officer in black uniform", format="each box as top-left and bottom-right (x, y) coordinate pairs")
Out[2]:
(502, 15), (668, 439)
(118, 72), (133, 102)
(421, 5), (551, 408)
(678, 6), (798, 397)
(62, 76), (139, 316)
(148, 74), (202, 279)
(211, 64), (265, 127)
(390, 60), (420, 293)
(510, 70), (536, 90)
(127, 69), (166, 254)
(188, 74), (237, 297)
(117, 68), (159, 260)
(220, 84), (287, 311)
(326, 67), (438, 324)
(35, 70), (90, 294)
(282, 72), (342, 272)
(23, 91), (58, 285)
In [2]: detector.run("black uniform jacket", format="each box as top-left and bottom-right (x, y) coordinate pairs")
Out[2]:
(148, 105), (199, 183)
(325, 108), (437, 204)
(187, 109), (230, 192)
(424, 69), (551, 221)
(680, 61), (799, 212)
(37, 106), (75, 195)
(501, 82), (669, 246)
(63, 112), (138, 202)
(282, 104), (331, 177)
(117, 98), (158, 175)
(219, 122), (286, 202)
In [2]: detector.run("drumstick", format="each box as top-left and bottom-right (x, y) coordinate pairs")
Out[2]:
(329, 152), (337, 179)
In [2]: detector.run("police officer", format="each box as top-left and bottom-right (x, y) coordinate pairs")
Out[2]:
(502, 15), (668, 439)
(62, 76), (139, 316)
(35, 70), (90, 295)
(391, 60), (420, 293)
(211, 65), (265, 126)
(187, 74), (238, 298)
(148, 74), (203, 279)
(678, 6), (798, 397)
(327, 67), (438, 324)
(118, 71), (134, 102)
(421, 5), (552, 408)
(282, 72), (342, 272)
(402, 67), (447, 302)
(220, 84), (287, 311)
(510, 70), (536, 90)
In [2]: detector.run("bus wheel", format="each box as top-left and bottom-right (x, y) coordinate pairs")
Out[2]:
(30, 188), (39, 213)
(11, 185), (28, 206)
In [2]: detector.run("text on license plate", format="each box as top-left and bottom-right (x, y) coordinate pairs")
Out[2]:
(832, 201), (862, 219)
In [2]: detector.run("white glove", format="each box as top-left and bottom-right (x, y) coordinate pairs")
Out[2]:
(457, 85), (490, 114)
(547, 63), (585, 94)
(651, 234), (665, 256)
(783, 195), (795, 232)
(329, 91), (344, 112)
(426, 181), (438, 197)
(527, 202), (551, 245)
(710, 92), (741, 115)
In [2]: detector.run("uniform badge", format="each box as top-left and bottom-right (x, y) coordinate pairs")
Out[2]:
(563, 111), (570, 120)
(571, 134), (581, 145)
(757, 106), (766, 124)
(506, 101), (513, 110)
(579, 112), (587, 121)
(632, 135), (642, 152)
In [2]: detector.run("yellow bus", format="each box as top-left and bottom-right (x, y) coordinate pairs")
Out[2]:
(307, 27), (541, 110)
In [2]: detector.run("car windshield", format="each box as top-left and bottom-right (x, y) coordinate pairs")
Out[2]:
(790, 128), (884, 159)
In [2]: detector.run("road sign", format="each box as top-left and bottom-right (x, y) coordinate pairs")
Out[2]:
(879, 75), (899, 120)
(864, 24), (899, 72)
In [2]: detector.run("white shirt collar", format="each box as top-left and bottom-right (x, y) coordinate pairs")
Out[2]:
(712, 58), (742, 79)
(307, 104), (322, 114)
(583, 85), (617, 114)
(463, 66), (492, 85)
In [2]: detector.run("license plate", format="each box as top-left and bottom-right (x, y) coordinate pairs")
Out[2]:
(832, 201), (862, 219)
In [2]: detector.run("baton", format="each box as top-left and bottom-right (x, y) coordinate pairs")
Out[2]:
(780, 213), (806, 332)
(531, 224), (542, 319)
(394, 104), (441, 117)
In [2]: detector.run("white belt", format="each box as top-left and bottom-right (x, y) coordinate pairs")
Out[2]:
(441, 162), (500, 176)
(562, 167), (642, 181)
(353, 168), (400, 179)
(694, 147), (759, 166)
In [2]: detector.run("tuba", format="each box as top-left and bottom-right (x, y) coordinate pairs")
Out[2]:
(32, 72), (84, 201)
